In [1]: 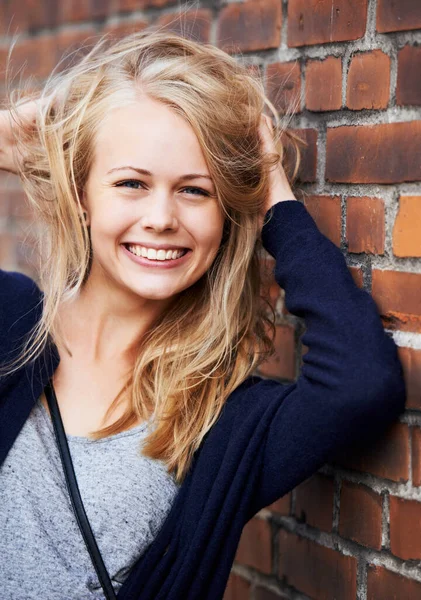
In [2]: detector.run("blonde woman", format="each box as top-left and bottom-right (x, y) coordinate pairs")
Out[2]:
(0, 29), (405, 600)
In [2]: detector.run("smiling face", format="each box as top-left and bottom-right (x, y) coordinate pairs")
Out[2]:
(81, 95), (225, 306)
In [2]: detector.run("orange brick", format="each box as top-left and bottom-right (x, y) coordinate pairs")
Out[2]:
(288, 129), (318, 183)
(305, 56), (342, 112)
(288, 0), (367, 47)
(397, 45), (421, 106)
(235, 517), (272, 573)
(349, 266), (364, 288)
(102, 20), (149, 39)
(367, 565), (421, 599)
(154, 9), (212, 43)
(56, 27), (98, 69)
(266, 61), (301, 115)
(267, 493), (291, 516)
(372, 269), (421, 333)
(119, 0), (177, 9)
(326, 122), (421, 184)
(278, 530), (357, 600)
(412, 427), (421, 487)
(294, 473), (334, 533)
(303, 195), (341, 247)
(397, 347), (421, 410)
(346, 196), (385, 255)
(393, 196), (421, 257)
(11, 35), (57, 79)
(346, 50), (390, 110)
(258, 324), (295, 380)
(217, 0), (282, 54)
(390, 496), (421, 560)
(255, 587), (282, 600)
(333, 423), (410, 483)
(339, 481), (382, 549)
(377, 0), (421, 33)
(58, 0), (93, 24)
(223, 573), (251, 600)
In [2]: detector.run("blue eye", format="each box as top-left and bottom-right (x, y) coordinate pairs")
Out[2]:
(116, 180), (143, 189)
(115, 180), (210, 197)
(181, 187), (210, 197)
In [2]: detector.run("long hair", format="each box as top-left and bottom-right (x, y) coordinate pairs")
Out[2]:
(2, 27), (300, 483)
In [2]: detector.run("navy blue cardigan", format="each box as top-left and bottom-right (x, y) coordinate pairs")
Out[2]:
(0, 200), (406, 599)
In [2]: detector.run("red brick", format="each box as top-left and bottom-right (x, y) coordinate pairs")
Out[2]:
(288, 0), (367, 47)
(10, 35), (57, 79)
(119, 0), (177, 9)
(288, 129), (318, 183)
(154, 10), (212, 43)
(372, 269), (421, 333)
(102, 20), (149, 39)
(393, 196), (421, 258)
(397, 45), (421, 106)
(235, 517), (272, 573)
(412, 427), (421, 487)
(367, 565), (421, 599)
(258, 324), (295, 380)
(339, 482), (382, 549)
(333, 423), (410, 483)
(390, 496), (421, 560)
(397, 347), (421, 410)
(303, 195), (341, 247)
(294, 473), (334, 533)
(305, 56), (342, 112)
(217, 0), (282, 54)
(278, 530), (357, 600)
(58, 0), (92, 24)
(91, 0), (112, 19)
(346, 197), (385, 255)
(349, 266), (364, 288)
(56, 28), (98, 70)
(266, 61), (301, 115)
(377, 0), (421, 33)
(326, 122), (421, 184)
(346, 50), (390, 110)
(267, 493), (291, 516)
(223, 573), (251, 600)
(255, 587), (282, 600)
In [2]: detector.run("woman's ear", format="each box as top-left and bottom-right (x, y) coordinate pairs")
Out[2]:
(80, 190), (91, 226)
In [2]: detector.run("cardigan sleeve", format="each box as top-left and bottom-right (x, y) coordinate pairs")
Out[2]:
(0, 269), (42, 365)
(246, 200), (407, 516)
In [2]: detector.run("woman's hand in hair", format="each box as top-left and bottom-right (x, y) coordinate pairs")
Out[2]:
(0, 100), (38, 174)
(258, 114), (297, 222)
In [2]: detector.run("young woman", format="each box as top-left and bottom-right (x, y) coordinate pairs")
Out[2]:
(0, 28), (406, 600)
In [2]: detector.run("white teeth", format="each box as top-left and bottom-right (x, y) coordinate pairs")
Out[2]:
(127, 245), (185, 261)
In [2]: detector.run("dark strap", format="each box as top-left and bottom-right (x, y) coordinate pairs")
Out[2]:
(44, 380), (117, 600)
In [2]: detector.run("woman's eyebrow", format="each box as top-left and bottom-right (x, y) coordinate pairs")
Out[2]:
(107, 166), (213, 182)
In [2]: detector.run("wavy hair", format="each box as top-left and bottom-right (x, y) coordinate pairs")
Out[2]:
(2, 27), (300, 483)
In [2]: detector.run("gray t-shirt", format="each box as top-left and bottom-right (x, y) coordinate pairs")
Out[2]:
(0, 396), (181, 599)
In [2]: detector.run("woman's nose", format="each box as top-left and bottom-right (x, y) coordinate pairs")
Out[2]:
(140, 193), (179, 232)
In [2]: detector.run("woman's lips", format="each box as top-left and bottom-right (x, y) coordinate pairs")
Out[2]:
(121, 244), (192, 268)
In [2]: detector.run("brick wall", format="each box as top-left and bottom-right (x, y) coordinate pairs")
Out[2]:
(1, 1), (420, 598)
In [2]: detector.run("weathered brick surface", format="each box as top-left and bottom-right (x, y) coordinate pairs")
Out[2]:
(303, 195), (341, 247)
(288, 0), (367, 47)
(413, 427), (421, 487)
(397, 347), (421, 410)
(305, 56), (342, 112)
(367, 565), (421, 599)
(217, 0), (282, 54)
(372, 269), (421, 333)
(333, 423), (410, 483)
(326, 122), (421, 183)
(389, 496), (421, 560)
(346, 196), (385, 254)
(266, 61), (301, 115)
(339, 481), (382, 549)
(154, 9), (212, 43)
(288, 128), (318, 182)
(393, 196), (421, 257)
(346, 50), (390, 110)
(278, 530), (357, 600)
(267, 493), (291, 516)
(258, 324), (295, 380)
(235, 518), (272, 573)
(377, 0), (421, 33)
(397, 45), (421, 106)
(223, 573), (251, 600)
(294, 473), (334, 532)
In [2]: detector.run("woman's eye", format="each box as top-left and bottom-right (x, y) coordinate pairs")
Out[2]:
(115, 180), (143, 189)
(181, 187), (210, 197)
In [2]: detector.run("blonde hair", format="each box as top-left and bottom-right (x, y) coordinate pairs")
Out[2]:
(3, 27), (300, 483)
